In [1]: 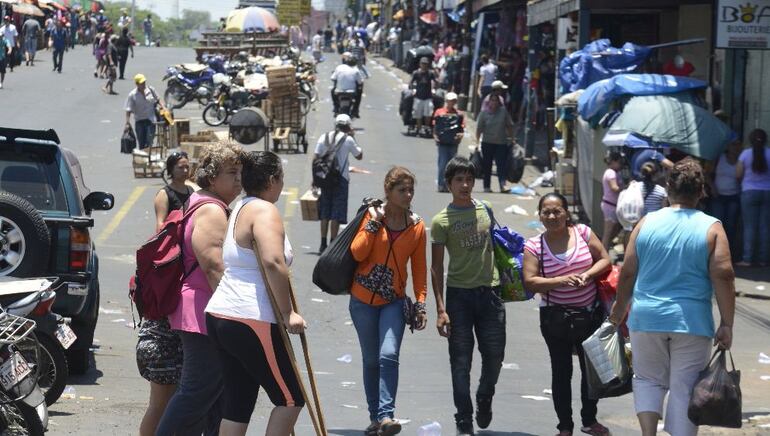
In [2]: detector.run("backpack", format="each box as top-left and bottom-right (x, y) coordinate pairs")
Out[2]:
(312, 132), (347, 190)
(616, 181), (644, 231)
(131, 197), (227, 322)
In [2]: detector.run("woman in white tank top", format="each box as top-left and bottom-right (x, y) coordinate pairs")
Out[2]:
(205, 151), (308, 435)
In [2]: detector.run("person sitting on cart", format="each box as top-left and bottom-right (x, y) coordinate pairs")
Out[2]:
(331, 53), (364, 118)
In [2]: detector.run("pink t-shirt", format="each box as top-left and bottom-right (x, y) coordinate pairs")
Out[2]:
(602, 168), (621, 204)
(168, 192), (225, 335)
(524, 224), (597, 308)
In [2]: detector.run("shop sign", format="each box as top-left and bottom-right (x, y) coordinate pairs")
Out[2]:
(716, 0), (770, 49)
(557, 17), (578, 50)
(277, 0), (311, 24)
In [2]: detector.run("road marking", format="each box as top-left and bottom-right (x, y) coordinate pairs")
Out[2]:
(284, 187), (299, 218)
(96, 186), (148, 244)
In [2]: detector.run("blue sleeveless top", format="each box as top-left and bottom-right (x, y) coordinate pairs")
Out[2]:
(628, 207), (718, 338)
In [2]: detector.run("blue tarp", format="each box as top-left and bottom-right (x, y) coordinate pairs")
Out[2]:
(559, 39), (652, 93)
(578, 74), (707, 120)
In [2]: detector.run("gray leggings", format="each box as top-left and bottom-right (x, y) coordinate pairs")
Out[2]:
(155, 331), (223, 436)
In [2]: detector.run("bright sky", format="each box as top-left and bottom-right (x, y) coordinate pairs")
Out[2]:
(134, 0), (239, 21)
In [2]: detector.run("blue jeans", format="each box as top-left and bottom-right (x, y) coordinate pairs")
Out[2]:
(709, 194), (740, 259)
(437, 143), (458, 190)
(135, 119), (156, 149)
(446, 286), (506, 423)
(741, 189), (770, 263)
(349, 297), (406, 422)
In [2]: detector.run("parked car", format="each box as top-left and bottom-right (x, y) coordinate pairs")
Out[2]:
(0, 127), (114, 374)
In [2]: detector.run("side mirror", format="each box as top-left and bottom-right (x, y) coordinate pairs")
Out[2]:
(84, 192), (115, 214)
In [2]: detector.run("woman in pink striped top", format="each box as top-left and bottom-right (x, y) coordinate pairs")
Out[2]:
(522, 192), (611, 436)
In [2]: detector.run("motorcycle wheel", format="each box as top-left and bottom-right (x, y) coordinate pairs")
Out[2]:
(0, 398), (45, 436)
(34, 335), (67, 407)
(163, 81), (188, 110)
(202, 103), (229, 127)
(196, 84), (215, 106)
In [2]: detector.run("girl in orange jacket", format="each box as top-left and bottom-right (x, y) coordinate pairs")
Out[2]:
(349, 166), (428, 436)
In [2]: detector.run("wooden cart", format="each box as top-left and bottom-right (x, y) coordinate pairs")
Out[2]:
(268, 95), (309, 153)
(194, 32), (291, 61)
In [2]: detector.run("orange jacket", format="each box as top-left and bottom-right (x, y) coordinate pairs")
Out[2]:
(350, 210), (427, 306)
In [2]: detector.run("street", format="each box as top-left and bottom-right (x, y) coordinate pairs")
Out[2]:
(0, 45), (769, 435)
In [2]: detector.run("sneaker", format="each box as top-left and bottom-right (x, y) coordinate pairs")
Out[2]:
(364, 421), (379, 436)
(475, 397), (492, 429)
(456, 420), (474, 436)
(580, 422), (610, 436)
(378, 418), (402, 436)
(483, 188), (493, 193)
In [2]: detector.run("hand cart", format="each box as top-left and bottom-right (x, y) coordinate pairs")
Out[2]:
(268, 95), (309, 154)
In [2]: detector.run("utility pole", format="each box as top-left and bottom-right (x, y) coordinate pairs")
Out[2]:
(130, 0), (136, 33)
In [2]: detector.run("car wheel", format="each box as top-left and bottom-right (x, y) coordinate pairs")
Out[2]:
(0, 192), (51, 277)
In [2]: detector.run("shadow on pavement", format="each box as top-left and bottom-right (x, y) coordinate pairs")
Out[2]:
(328, 430), (365, 436)
(48, 411), (75, 417)
(67, 351), (104, 385)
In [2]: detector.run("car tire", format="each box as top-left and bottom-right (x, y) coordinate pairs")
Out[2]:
(0, 191), (51, 277)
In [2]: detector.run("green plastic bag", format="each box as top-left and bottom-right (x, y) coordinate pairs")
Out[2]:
(493, 243), (533, 302)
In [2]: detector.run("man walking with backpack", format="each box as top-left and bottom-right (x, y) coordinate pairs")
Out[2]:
(313, 114), (363, 253)
(430, 156), (506, 435)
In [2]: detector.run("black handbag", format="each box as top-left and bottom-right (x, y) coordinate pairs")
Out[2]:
(469, 148), (483, 179)
(120, 126), (137, 154)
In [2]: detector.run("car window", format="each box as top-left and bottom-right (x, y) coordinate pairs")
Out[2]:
(0, 149), (68, 212)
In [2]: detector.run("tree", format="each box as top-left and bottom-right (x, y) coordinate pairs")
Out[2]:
(102, 1), (215, 46)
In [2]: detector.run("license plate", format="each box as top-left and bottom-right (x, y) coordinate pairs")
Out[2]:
(0, 352), (32, 391)
(55, 324), (77, 350)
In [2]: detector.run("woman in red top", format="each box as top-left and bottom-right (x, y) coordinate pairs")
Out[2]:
(349, 167), (428, 436)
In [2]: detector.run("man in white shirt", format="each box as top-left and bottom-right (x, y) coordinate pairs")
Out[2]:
(313, 114), (363, 252)
(331, 54), (364, 117)
(477, 54), (498, 101)
(312, 30), (323, 62)
(125, 73), (163, 149)
(1, 16), (19, 73)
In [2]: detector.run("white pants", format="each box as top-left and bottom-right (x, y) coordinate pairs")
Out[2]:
(630, 331), (711, 436)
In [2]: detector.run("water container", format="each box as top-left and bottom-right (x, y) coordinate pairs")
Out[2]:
(417, 421), (441, 436)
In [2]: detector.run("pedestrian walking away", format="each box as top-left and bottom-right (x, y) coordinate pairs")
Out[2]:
(430, 156), (506, 436)
(143, 15), (153, 47)
(610, 158), (736, 436)
(314, 114), (363, 253)
(410, 57), (437, 137)
(735, 128), (770, 267)
(522, 192), (612, 436)
(476, 93), (514, 193)
(155, 144), (244, 436)
(116, 27), (134, 80)
(600, 151), (624, 251)
(349, 167), (428, 436)
(706, 138), (742, 260)
(136, 153), (195, 436)
(331, 53), (364, 117)
(50, 19), (67, 73)
(125, 74), (165, 149)
(432, 92), (464, 192)
(0, 31), (9, 90)
(205, 151), (308, 435)
(22, 15), (40, 66)
(103, 35), (119, 94)
(639, 162), (668, 216)
(0, 16), (18, 73)
(312, 30), (323, 62)
(477, 55), (498, 104)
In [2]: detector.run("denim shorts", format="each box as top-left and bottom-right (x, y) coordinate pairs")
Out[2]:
(319, 178), (349, 223)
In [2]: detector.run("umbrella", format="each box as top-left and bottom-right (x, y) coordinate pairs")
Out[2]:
(607, 94), (732, 160)
(12, 3), (44, 16)
(602, 131), (670, 149)
(225, 7), (279, 33)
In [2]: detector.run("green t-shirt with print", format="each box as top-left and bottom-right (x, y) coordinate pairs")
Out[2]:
(431, 200), (499, 289)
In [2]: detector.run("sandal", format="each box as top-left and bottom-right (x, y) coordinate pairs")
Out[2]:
(580, 422), (610, 436)
(364, 421), (379, 436)
(378, 418), (402, 436)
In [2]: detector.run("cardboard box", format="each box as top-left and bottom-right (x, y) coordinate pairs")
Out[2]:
(300, 189), (319, 221)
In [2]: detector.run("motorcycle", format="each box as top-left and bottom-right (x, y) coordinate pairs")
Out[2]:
(0, 311), (48, 435)
(335, 90), (357, 117)
(297, 70), (318, 107)
(162, 65), (216, 110)
(202, 76), (268, 127)
(1, 279), (73, 407)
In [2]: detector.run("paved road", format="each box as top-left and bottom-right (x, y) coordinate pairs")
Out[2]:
(1, 46), (769, 435)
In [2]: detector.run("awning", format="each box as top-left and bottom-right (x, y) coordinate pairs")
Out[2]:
(12, 2), (44, 15)
(527, 0), (579, 26)
(472, 0), (502, 11)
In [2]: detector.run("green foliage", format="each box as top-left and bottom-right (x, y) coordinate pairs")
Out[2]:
(102, 1), (215, 47)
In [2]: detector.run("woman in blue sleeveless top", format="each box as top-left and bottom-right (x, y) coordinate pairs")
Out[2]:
(609, 158), (736, 436)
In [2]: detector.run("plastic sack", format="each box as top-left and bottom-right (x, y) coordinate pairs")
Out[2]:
(582, 321), (632, 399)
(595, 265), (628, 337)
(470, 148), (484, 179)
(312, 198), (378, 296)
(616, 181), (644, 230)
(506, 143), (526, 183)
(688, 349), (742, 428)
(121, 126), (137, 154)
(493, 244), (532, 302)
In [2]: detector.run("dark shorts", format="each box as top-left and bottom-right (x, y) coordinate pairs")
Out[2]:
(206, 314), (305, 423)
(318, 177), (349, 223)
(135, 318), (183, 385)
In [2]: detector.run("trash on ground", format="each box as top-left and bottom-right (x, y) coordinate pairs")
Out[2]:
(290, 200), (299, 205)
(125, 322), (136, 328)
(344, 320), (353, 326)
(757, 285), (766, 291)
(521, 395), (550, 401)
(418, 421), (441, 436)
(99, 307), (123, 315)
(759, 352), (770, 364)
(79, 396), (94, 400)
(62, 386), (76, 399)
(396, 419), (411, 425)
(504, 205), (529, 216)
(502, 362), (520, 370)
(510, 186), (536, 196)
(342, 404), (359, 409)
(760, 375), (770, 381)
(340, 381), (356, 387)
(311, 298), (328, 303)
(337, 354), (353, 363)
(350, 166), (372, 174)
(301, 245), (311, 250)
(543, 389), (553, 395)
(110, 318), (126, 323)
(527, 220), (545, 230)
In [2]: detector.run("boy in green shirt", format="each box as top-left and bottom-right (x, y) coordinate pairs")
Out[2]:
(431, 156), (506, 435)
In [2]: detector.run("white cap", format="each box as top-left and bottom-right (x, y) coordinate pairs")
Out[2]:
(445, 92), (458, 101)
(491, 80), (508, 90)
(342, 51), (352, 57)
(335, 114), (352, 126)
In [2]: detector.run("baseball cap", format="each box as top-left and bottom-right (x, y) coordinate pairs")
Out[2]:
(491, 80), (508, 90)
(134, 74), (147, 84)
(335, 114), (352, 126)
(419, 57), (430, 64)
(445, 92), (458, 101)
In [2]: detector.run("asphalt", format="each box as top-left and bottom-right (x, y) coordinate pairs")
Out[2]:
(0, 46), (769, 435)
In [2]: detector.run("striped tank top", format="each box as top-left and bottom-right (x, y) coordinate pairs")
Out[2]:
(524, 224), (597, 308)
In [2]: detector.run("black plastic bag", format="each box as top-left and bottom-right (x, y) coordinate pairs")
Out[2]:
(121, 126), (137, 154)
(470, 148), (483, 179)
(582, 321), (633, 399)
(688, 349), (742, 428)
(312, 198), (380, 295)
(506, 143), (526, 183)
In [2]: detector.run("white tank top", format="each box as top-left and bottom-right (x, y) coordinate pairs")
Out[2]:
(205, 197), (293, 323)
